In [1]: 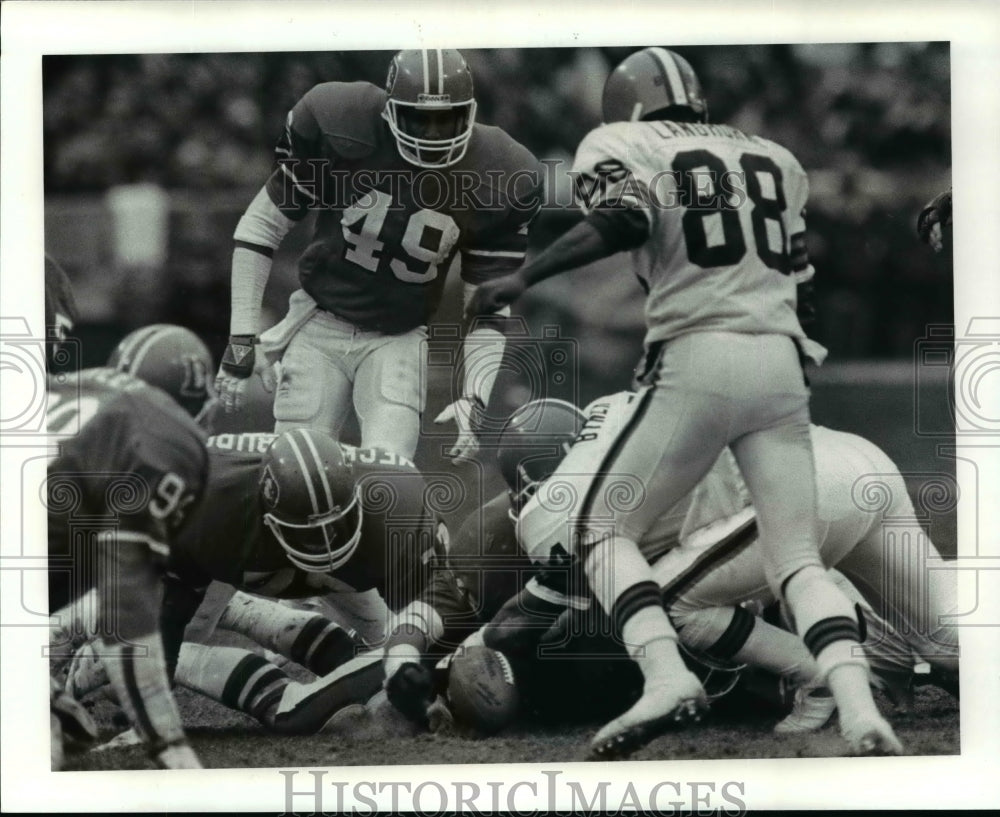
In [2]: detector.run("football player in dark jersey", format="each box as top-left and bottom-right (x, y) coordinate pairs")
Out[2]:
(135, 427), (440, 733)
(45, 285), (210, 767)
(106, 323), (218, 426)
(215, 49), (544, 462)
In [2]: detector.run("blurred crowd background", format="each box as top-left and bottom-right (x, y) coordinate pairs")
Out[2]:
(41, 43), (956, 552)
(44, 44), (952, 368)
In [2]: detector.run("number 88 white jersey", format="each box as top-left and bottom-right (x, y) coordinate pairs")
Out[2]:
(572, 120), (814, 348)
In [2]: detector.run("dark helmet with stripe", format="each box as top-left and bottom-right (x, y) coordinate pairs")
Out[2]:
(259, 428), (363, 573)
(107, 323), (216, 423)
(602, 47), (708, 124)
(496, 399), (587, 514)
(382, 48), (477, 168)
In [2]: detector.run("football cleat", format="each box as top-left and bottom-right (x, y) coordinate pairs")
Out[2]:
(840, 713), (904, 756)
(590, 672), (708, 759)
(154, 742), (203, 770)
(774, 684), (836, 735)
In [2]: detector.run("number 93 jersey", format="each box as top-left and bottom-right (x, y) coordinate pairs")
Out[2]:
(46, 368), (208, 611)
(572, 120), (814, 347)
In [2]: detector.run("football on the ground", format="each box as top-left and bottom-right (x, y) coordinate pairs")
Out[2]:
(446, 646), (519, 735)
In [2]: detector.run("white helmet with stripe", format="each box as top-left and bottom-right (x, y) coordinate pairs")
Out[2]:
(602, 47), (708, 124)
(382, 48), (477, 168)
(107, 323), (216, 423)
(259, 428), (363, 573)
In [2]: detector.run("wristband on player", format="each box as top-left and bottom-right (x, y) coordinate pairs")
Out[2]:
(220, 334), (258, 378)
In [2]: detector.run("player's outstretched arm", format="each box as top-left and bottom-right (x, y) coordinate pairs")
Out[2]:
(216, 185), (297, 411)
(464, 214), (630, 320)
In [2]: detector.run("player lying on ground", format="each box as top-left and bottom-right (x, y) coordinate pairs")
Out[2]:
(381, 393), (957, 740)
(46, 311), (211, 769)
(65, 394), (957, 743)
(63, 426), (445, 734)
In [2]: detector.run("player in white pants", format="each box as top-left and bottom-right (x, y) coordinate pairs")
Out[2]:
(652, 425), (959, 731)
(214, 49), (543, 461)
(470, 48), (901, 756)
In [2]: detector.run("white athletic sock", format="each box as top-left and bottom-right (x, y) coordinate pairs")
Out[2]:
(679, 606), (820, 687)
(219, 592), (358, 675)
(175, 643), (289, 726)
(784, 566), (875, 720)
(101, 631), (188, 751)
(585, 535), (686, 685)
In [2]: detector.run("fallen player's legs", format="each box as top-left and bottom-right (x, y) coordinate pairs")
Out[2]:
(732, 417), (900, 754)
(173, 642), (383, 734)
(834, 489), (959, 675)
(217, 591), (363, 675)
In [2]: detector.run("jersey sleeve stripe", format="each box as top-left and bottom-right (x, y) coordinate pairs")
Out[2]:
(525, 576), (592, 610)
(279, 163), (318, 203)
(233, 239), (275, 259)
(111, 531), (170, 558)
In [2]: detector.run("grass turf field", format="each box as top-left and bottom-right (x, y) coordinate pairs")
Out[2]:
(63, 678), (959, 771)
(61, 364), (960, 772)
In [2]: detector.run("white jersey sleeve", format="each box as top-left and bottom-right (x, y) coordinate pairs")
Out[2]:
(571, 120), (818, 350)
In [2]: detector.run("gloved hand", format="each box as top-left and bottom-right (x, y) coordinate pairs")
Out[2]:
(384, 661), (436, 724)
(216, 335), (278, 411)
(434, 395), (485, 463)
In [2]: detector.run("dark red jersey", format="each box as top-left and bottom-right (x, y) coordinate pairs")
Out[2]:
(265, 81), (543, 333)
(170, 434), (436, 611)
(421, 491), (533, 647)
(47, 368), (208, 611)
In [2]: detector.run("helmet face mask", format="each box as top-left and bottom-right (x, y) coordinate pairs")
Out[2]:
(602, 47), (708, 125)
(496, 399), (587, 515)
(382, 49), (477, 168)
(259, 429), (364, 573)
(263, 490), (363, 573)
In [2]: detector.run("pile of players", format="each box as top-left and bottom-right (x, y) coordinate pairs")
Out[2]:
(46, 47), (958, 770)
